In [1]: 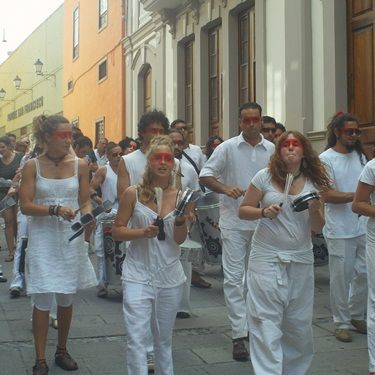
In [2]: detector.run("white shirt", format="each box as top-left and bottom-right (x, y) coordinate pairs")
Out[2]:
(359, 159), (375, 244)
(199, 133), (275, 231)
(250, 168), (314, 264)
(94, 149), (108, 167)
(320, 148), (367, 239)
(183, 144), (206, 170)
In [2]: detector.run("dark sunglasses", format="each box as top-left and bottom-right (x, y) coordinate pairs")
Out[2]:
(111, 152), (123, 157)
(341, 128), (361, 136)
(262, 127), (276, 133)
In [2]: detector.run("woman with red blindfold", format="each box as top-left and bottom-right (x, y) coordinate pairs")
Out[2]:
(113, 136), (189, 375)
(239, 131), (330, 375)
(19, 114), (97, 375)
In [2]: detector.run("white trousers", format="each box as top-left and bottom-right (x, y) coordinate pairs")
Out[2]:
(179, 260), (192, 313)
(326, 236), (367, 328)
(221, 228), (252, 339)
(122, 281), (183, 375)
(247, 261), (314, 375)
(367, 241), (375, 372)
(10, 216), (28, 289)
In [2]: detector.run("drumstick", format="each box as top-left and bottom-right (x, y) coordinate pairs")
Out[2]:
(282, 173), (294, 206)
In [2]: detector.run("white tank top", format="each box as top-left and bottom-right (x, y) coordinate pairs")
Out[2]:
(123, 149), (146, 185)
(102, 164), (118, 210)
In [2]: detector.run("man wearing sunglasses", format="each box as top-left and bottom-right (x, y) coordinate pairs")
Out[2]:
(320, 113), (368, 343)
(261, 115), (277, 143)
(200, 102), (275, 361)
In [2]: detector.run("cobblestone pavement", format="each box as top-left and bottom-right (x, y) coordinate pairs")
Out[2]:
(0, 237), (368, 374)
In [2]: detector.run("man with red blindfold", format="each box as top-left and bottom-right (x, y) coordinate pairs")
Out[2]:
(200, 102), (274, 361)
(320, 113), (368, 343)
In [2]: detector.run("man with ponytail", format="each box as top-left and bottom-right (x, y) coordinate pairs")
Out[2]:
(320, 112), (368, 343)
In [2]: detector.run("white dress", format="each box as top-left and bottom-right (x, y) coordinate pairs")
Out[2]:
(26, 158), (97, 294)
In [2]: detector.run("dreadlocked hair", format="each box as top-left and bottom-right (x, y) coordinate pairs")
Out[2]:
(325, 112), (368, 165)
(269, 131), (331, 190)
(137, 136), (176, 205)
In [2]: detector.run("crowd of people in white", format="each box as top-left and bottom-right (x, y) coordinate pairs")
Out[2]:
(0, 103), (374, 375)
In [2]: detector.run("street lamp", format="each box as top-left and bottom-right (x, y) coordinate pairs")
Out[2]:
(34, 58), (43, 75)
(13, 75), (22, 89)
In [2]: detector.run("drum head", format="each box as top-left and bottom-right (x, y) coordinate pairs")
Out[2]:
(180, 237), (202, 250)
(291, 192), (319, 212)
(174, 188), (194, 216)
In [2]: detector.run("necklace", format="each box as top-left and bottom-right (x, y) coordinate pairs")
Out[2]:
(293, 170), (302, 178)
(45, 153), (66, 167)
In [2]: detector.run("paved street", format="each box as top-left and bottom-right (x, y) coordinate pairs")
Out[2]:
(0, 238), (369, 374)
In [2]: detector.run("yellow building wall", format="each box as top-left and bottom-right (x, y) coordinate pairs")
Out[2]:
(0, 6), (64, 139)
(63, 0), (126, 144)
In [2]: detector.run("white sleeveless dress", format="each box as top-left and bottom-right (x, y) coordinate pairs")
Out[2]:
(26, 158), (97, 294)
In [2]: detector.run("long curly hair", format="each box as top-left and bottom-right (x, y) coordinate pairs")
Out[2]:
(269, 131), (330, 190)
(137, 136), (178, 204)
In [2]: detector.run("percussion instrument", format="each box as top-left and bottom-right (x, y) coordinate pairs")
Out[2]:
(101, 219), (126, 286)
(180, 237), (202, 263)
(194, 192), (222, 264)
(0, 195), (17, 214)
(291, 192), (319, 212)
(174, 188), (194, 216)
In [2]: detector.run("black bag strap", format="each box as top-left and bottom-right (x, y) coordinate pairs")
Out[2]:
(182, 151), (206, 192)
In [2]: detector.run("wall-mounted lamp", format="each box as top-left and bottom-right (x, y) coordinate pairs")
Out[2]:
(34, 58), (56, 85)
(0, 88), (16, 109)
(13, 75), (33, 98)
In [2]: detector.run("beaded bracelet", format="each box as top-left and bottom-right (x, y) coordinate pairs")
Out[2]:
(55, 205), (61, 217)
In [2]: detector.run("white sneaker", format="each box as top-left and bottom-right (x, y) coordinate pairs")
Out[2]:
(147, 352), (154, 373)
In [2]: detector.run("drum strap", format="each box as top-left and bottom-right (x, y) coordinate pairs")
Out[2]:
(182, 151), (206, 192)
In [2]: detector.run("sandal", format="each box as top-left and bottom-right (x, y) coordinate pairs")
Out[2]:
(55, 347), (78, 371)
(5, 255), (14, 262)
(191, 277), (212, 288)
(32, 359), (49, 375)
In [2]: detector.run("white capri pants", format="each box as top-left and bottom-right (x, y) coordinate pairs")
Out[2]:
(326, 236), (367, 329)
(122, 281), (183, 375)
(221, 228), (253, 339)
(247, 260), (314, 375)
(32, 293), (74, 311)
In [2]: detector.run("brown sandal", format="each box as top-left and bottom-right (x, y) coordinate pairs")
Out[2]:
(32, 359), (49, 375)
(55, 347), (78, 371)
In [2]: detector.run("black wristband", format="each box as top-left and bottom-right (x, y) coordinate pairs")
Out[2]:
(49, 205), (55, 216)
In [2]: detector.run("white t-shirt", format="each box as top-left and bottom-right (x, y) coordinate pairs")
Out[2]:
(199, 133), (275, 231)
(250, 168), (314, 263)
(183, 144), (206, 170)
(359, 159), (375, 244)
(94, 149), (108, 167)
(320, 148), (367, 239)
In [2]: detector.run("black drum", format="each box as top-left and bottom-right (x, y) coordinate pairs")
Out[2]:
(291, 192), (319, 212)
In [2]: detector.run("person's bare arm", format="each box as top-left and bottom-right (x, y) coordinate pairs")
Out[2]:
(321, 188), (354, 204)
(78, 159), (92, 216)
(199, 176), (244, 199)
(239, 183), (282, 220)
(352, 181), (375, 217)
(117, 158), (130, 198)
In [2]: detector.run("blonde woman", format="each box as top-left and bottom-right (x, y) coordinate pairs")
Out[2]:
(113, 136), (188, 375)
